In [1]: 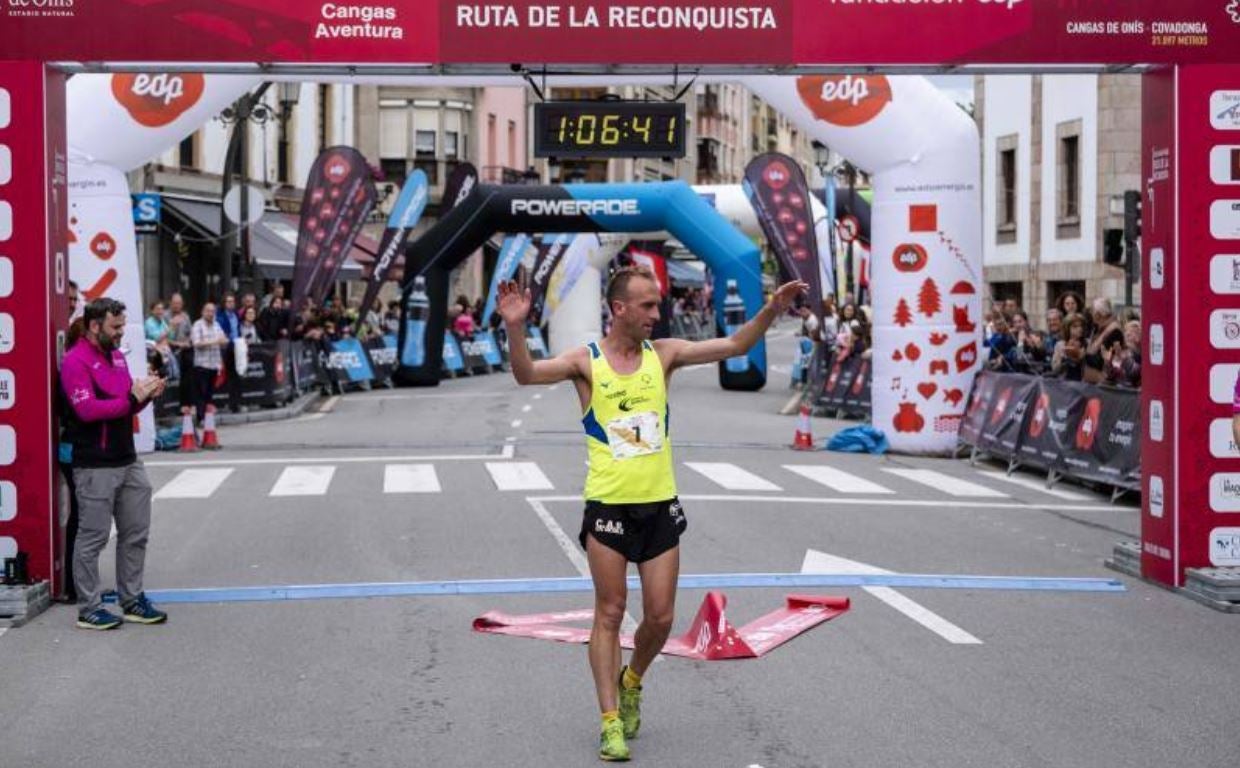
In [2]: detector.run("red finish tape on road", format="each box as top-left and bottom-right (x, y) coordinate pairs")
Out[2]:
(472, 591), (849, 660)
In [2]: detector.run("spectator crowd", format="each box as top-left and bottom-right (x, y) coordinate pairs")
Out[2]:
(981, 291), (1141, 388)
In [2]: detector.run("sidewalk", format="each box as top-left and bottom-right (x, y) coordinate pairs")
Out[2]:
(212, 390), (324, 427)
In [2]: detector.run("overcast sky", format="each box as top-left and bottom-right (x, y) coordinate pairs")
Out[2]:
(926, 74), (975, 109)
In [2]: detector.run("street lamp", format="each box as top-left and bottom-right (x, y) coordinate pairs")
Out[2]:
(217, 82), (299, 297)
(811, 141), (858, 301)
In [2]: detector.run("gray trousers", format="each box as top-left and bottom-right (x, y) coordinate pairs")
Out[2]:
(72, 462), (153, 616)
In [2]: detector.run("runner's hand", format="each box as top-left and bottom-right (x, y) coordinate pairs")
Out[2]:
(769, 280), (810, 313)
(497, 280), (531, 326)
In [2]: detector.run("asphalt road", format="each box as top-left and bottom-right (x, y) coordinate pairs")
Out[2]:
(3, 326), (1238, 768)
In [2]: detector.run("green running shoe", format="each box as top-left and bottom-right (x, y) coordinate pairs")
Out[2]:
(599, 718), (630, 762)
(618, 672), (642, 739)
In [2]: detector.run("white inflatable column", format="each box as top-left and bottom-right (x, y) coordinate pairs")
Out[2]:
(548, 234), (630, 355)
(745, 75), (982, 454)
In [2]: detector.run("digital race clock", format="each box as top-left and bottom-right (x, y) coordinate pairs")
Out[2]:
(533, 101), (687, 159)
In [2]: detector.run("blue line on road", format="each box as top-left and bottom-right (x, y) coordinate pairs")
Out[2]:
(124, 573), (1126, 604)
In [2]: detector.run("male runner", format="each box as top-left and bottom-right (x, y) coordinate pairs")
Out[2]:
(499, 266), (806, 761)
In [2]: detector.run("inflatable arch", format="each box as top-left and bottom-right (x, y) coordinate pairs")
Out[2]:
(395, 181), (767, 390)
(64, 72), (979, 453)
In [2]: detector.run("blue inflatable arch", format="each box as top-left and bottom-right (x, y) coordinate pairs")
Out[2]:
(397, 180), (768, 390)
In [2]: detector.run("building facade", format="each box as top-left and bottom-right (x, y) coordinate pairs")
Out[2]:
(976, 74), (1141, 315)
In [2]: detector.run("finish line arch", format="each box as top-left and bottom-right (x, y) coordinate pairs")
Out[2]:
(0, 0), (1238, 594)
(395, 181), (767, 390)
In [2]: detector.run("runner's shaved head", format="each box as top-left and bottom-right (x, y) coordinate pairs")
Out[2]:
(607, 266), (658, 310)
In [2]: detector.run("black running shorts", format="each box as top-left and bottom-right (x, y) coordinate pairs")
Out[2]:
(579, 497), (687, 563)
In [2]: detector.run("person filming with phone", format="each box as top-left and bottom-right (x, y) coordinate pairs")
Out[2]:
(60, 297), (169, 630)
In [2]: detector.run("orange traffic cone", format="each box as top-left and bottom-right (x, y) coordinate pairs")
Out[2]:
(791, 403), (815, 450)
(201, 404), (221, 450)
(178, 408), (199, 453)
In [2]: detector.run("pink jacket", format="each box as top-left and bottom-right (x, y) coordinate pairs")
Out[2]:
(60, 339), (146, 467)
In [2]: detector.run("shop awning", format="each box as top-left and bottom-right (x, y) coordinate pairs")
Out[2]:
(162, 195), (372, 282)
(666, 258), (706, 288)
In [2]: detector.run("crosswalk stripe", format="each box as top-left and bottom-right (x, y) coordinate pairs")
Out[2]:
(976, 470), (1094, 501)
(153, 468), (234, 500)
(270, 466), (336, 497)
(882, 468), (1008, 498)
(684, 462), (782, 491)
(486, 461), (554, 491)
(384, 464), (441, 494)
(783, 465), (894, 494)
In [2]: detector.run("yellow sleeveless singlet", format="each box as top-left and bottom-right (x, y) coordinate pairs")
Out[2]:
(581, 341), (677, 503)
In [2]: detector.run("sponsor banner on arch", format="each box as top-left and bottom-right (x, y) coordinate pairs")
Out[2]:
(1, 2), (1239, 65)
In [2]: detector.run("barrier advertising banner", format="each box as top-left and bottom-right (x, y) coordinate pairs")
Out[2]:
(326, 338), (375, 383)
(366, 335), (397, 382)
(959, 372), (1140, 492)
(744, 153), (822, 317)
(292, 146), (377, 311)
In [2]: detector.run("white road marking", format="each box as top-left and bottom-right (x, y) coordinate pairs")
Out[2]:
(269, 466), (336, 497)
(145, 444), (514, 468)
(882, 468), (1009, 498)
(153, 468), (235, 500)
(486, 461), (554, 491)
(511, 419), (523, 428)
(801, 549), (982, 645)
(320, 395), (341, 412)
(383, 464), (441, 494)
(783, 465), (893, 494)
(526, 498), (639, 635)
(976, 470), (1095, 501)
(522, 404), (532, 413)
(684, 462), (782, 491)
(533, 394), (543, 400)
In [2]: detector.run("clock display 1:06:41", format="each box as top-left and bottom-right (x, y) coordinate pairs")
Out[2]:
(555, 114), (678, 146)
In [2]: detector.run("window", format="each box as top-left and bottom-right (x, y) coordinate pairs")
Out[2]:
(317, 85), (331, 152)
(1056, 120), (1083, 238)
(379, 106), (409, 159)
(1048, 280), (1086, 312)
(178, 132), (197, 169)
(990, 282), (1023, 308)
(487, 113), (497, 165)
(996, 134), (1018, 245)
(507, 120), (517, 168)
(1061, 136), (1079, 217)
(415, 130), (436, 157)
(380, 158), (407, 188)
(444, 131), (459, 159)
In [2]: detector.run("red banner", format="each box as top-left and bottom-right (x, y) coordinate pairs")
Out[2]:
(0, 1), (1238, 65)
(473, 591), (850, 660)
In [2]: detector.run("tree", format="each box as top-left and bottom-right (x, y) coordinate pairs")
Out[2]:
(893, 298), (913, 327)
(918, 278), (941, 318)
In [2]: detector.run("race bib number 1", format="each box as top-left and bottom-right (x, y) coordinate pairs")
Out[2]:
(606, 411), (662, 459)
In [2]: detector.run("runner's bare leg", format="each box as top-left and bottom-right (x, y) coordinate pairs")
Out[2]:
(629, 545), (679, 676)
(587, 535), (629, 712)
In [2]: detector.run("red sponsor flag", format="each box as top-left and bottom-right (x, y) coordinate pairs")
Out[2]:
(909, 204), (938, 232)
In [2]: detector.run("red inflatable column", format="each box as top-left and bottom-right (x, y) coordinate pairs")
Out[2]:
(0, 62), (69, 592)
(1141, 65), (1240, 587)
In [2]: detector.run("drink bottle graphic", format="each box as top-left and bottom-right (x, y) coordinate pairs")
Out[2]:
(402, 276), (430, 367)
(723, 279), (748, 373)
